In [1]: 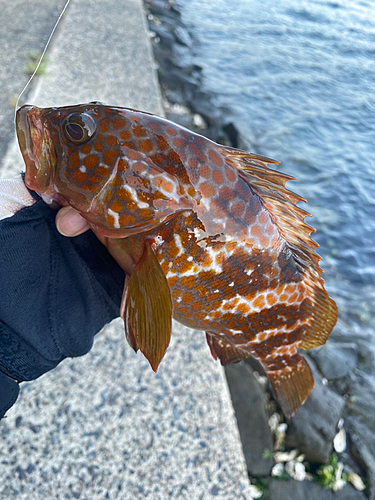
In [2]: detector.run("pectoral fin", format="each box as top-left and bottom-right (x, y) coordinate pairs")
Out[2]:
(122, 241), (172, 371)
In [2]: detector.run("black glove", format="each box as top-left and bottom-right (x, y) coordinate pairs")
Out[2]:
(0, 176), (125, 418)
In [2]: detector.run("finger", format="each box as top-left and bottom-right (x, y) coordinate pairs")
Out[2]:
(56, 206), (91, 237)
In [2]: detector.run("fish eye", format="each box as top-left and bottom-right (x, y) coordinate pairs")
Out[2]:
(63, 112), (96, 144)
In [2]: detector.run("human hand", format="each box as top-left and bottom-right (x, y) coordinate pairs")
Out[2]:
(0, 175), (125, 418)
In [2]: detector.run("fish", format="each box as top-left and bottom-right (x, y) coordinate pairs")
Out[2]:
(16, 102), (337, 418)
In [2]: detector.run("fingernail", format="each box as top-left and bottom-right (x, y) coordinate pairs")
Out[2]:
(56, 208), (89, 236)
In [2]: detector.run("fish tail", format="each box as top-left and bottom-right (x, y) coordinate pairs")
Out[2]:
(261, 349), (314, 419)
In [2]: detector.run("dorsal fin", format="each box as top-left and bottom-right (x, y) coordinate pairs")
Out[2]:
(220, 146), (337, 349)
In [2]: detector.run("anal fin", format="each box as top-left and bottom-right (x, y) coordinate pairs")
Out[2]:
(206, 333), (250, 365)
(263, 353), (314, 419)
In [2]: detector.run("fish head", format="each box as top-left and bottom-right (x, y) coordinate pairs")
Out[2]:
(16, 104), (101, 210)
(16, 103), (194, 234)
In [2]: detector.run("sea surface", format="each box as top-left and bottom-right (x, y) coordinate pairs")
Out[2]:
(177, 0), (375, 339)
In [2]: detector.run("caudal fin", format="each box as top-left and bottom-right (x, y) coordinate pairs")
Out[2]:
(263, 353), (314, 419)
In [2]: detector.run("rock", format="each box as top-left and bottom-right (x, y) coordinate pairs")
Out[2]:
(334, 484), (367, 499)
(268, 479), (333, 500)
(347, 418), (375, 500)
(224, 363), (273, 476)
(268, 480), (367, 500)
(344, 371), (375, 500)
(285, 357), (345, 464)
(309, 342), (358, 380)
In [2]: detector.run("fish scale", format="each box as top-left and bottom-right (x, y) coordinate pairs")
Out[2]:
(16, 102), (337, 418)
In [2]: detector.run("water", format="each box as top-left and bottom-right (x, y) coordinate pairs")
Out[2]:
(176, 0), (375, 338)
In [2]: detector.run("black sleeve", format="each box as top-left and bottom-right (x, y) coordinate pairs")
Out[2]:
(0, 195), (125, 417)
(0, 372), (20, 420)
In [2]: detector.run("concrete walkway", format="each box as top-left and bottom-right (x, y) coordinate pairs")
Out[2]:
(0, 1), (254, 498)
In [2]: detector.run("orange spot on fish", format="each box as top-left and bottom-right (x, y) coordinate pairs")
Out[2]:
(139, 139), (153, 153)
(167, 276), (178, 287)
(138, 208), (153, 220)
(188, 158), (198, 168)
(106, 214), (115, 226)
(253, 295), (265, 309)
(212, 169), (224, 185)
(110, 201), (123, 213)
(117, 188), (132, 201)
(81, 144), (91, 155)
(104, 149), (118, 166)
(267, 293), (277, 306)
(120, 130), (131, 140)
(149, 122), (161, 133)
(122, 141), (135, 150)
(113, 118), (126, 129)
(168, 150), (182, 165)
(95, 166), (110, 178)
(72, 170), (87, 183)
(200, 182), (216, 198)
(181, 276), (195, 289)
(231, 202), (244, 218)
(181, 292), (194, 304)
(94, 141), (104, 152)
(166, 126), (177, 136)
(117, 159), (129, 172)
(99, 118), (109, 132)
(119, 214), (137, 226)
(187, 186), (196, 197)
(133, 125), (145, 137)
(225, 168), (236, 182)
(84, 154), (99, 170)
(106, 135), (118, 146)
(199, 166), (210, 178)
(81, 184), (98, 193)
(220, 187), (235, 201)
(69, 151), (80, 169)
(259, 211), (268, 224)
(157, 135), (169, 150)
(173, 138), (186, 149)
(208, 149), (223, 167)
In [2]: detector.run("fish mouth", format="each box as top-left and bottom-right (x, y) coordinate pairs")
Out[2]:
(16, 105), (56, 194)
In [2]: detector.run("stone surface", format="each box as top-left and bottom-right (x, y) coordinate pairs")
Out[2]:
(0, 0), (254, 498)
(285, 358), (345, 464)
(268, 480), (367, 500)
(268, 480), (333, 500)
(0, 321), (254, 499)
(309, 342), (358, 380)
(225, 363), (273, 476)
(346, 374), (375, 500)
(0, 0), (64, 158)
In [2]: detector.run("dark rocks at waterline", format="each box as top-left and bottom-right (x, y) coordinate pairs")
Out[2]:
(224, 362), (273, 476)
(285, 358), (345, 464)
(309, 342), (358, 381)
(145, 0), (246, 149)
(345, 376), (375, 500)
(268, 480), (367, 500)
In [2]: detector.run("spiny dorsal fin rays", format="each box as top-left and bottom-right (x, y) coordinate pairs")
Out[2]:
(220, 146), (338, 350)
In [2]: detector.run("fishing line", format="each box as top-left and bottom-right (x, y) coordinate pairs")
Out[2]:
(13, 0), (72, 126)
